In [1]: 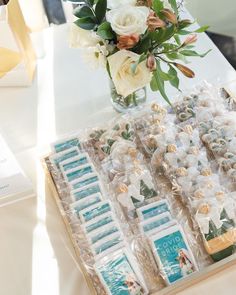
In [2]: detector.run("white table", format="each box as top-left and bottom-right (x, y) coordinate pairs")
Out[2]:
(1, 23), (236, 295)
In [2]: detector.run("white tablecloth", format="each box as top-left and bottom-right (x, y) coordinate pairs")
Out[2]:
(1, 23), (236, 295)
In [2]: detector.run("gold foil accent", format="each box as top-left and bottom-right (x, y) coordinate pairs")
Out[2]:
(117, 183), (128, 193)
(183, 125), (193, 135)
(176, 167), (188, 177)
(201, 168), (212, 176)
(198, 203), (210, 214)
(194, 190), (204, 200)
(167, 144), (177, 153)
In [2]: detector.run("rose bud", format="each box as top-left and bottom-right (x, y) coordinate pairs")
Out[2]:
(146, 54), (156, 71)
(161, 8), (177, 24)
(147, 11), (166, 32)
(117, 34), (140, 50)
(183, 34), (197, 46)
(174, 63), (195, 78)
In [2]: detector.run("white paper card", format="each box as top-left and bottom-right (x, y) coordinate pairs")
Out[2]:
(0, 134), (34, 206)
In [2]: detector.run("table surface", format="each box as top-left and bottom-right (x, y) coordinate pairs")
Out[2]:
(1, 21), (236, 295)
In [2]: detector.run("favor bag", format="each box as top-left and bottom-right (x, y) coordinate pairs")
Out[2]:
(0, 0), (36, 86)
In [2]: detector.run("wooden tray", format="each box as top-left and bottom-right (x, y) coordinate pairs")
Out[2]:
(43, 158), (236, 295)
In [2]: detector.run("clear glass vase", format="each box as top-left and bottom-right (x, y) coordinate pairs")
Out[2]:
(109, 79), (147, 113)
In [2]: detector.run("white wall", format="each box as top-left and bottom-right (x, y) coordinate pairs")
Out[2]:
(185, 0), (236, 37)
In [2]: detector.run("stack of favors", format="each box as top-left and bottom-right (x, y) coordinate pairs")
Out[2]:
(45, 82), (236, 295)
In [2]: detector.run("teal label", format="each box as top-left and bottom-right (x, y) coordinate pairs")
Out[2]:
(82, 203), (111, 222)
(95, 236), (121, 255)
(53, 150), (79, 167)
(153, 230), (195, 284)
(91, 226), (119, 244)
(98, 253), (146, 295)
(66, 166), (93, 182)
(143, 216), (171, 233)
(72, 175), (99, 190)
(74, 195), (101, 214)
(62, 157), (88, 171)
(54, 138), (80, 153)
(142, 203), (169, 220)
(86, 215), (114, 233)
(74, 184), (101, 201)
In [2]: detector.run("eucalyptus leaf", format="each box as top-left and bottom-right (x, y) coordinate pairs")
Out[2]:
(73, 5), (94, 18)
(74, 17), (96, 30)
(95, 0), (107, 23)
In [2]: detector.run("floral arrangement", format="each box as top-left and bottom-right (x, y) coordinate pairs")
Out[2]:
(69, 0), (210, 105)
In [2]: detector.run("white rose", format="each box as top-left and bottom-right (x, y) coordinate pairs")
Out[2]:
(69, 24), (101, 48)
(107, 0), (136, 9)
(108, 50), (152, 97)
(106, 6), (149, 36)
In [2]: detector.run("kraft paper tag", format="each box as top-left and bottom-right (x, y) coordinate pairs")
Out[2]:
(0, 47), (22, 78)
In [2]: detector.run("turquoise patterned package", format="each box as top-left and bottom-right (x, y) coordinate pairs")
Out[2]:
(70, 193), (103, 215)
(52, 135), (81, 153)
(139, 212), (173, 235)
(87, 222), (121, 245)
(150, 225), (198, 285)
(50, 147), (80, 169)
(69, 173), (99, 191)
(82, 212), (117, 234)
(59, 153), (90, 172)
(95, 249), (148, 295)
(79, 200), (112, 223)
(91, 232), (124, 257)
(63, 163), (95, 182)
(137, 200), (170, 220)
(71, 181), (103, 202)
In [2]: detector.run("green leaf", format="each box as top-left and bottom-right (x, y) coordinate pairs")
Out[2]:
(132, 35), (151, 54)
(106, 61), (112, 79)
(174, 34), (181, 45)
(151, 25), (176, 44)
(166, 52), (189, 63)
(74, 17), (96, 30)
(73, 5), (94, 18)
(180, 49), (212, 57)
(178, 29), (192, 35)
(97, 22), (115, 39)
(153, 0), (164, 14)
(95, 0), (107, 23)
(195, 25), (209, 33)
(151, 62), (172, 105)
(85, 0), (95, 5)
(178, 19), (192, 29)
(131, 53), (147, 74)
(168, 0), (178, 15)
(168, 65), (179, 89)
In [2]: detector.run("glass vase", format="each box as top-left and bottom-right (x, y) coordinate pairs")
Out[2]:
(109, 79), (147, 113)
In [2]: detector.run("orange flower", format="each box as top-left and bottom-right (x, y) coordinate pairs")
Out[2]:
(183, 34), (197, 46)
(117, 34), (140, 50)
(146, 54), (156, 71)
(174, 63), (195, 78)
(161, 8), (177, 24)
(147, 11), (166, 32)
